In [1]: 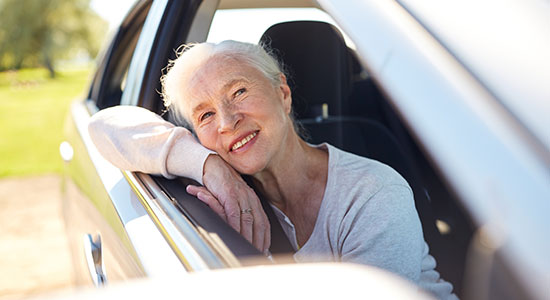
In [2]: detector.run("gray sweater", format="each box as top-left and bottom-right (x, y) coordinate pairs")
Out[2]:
(271, 144), (457, 300)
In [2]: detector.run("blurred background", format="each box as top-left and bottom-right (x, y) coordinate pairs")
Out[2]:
(0, 0), (133, 298)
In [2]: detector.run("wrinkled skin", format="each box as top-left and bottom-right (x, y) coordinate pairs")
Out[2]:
(182, 56), (292, 253)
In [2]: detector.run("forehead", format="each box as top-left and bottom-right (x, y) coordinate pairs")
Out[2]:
(188, 55), (265, 91)
(181, 56), (270, 114)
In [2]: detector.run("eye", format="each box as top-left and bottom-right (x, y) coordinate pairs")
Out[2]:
(234, 88), (246, 98)
(200, 111), (214, 122)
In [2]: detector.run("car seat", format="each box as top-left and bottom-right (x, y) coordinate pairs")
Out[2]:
(259, 21), (352, 120)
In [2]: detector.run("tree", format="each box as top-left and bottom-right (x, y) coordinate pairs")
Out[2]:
(0, 0), (108, 77)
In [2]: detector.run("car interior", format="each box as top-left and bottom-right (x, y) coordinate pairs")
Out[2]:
(256, 19), (475, 293)
(89, 0), (475, 296)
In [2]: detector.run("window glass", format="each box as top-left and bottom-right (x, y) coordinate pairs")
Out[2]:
(93, 2), (152, 109)
(207, 8), (355, 49)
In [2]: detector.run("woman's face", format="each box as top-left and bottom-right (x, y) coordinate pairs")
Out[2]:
(181, 55), (292, 174)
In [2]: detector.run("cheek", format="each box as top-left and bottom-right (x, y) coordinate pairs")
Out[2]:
(247, 95), (284, 119)
(195, 125), (219, 151)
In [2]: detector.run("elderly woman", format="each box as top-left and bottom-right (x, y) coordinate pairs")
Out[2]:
(89, 40), (456, 299)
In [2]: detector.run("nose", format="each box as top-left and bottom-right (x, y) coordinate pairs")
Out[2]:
(217, 106), (242, 134)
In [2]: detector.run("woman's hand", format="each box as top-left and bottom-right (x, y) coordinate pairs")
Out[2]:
(186, 154), (271, 253)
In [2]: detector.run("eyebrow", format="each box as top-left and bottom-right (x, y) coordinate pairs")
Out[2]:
(190, 77), (249, 118)
(191, 102), (209, 118)
(221, 78), (248, 93)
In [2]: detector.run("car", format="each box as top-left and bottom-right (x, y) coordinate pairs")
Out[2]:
(59, 0), (550, 299)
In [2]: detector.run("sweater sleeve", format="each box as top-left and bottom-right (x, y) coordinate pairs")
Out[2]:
(87, 105), (215, 184)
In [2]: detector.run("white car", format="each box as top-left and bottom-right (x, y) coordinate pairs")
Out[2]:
(60, 0), (550, 299)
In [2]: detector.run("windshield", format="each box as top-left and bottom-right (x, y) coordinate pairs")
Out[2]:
(207, 8), (355, 48)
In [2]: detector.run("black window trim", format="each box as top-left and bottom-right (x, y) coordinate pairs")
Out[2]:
(89, 0), (153, 109)
(138, 0), (203, 112)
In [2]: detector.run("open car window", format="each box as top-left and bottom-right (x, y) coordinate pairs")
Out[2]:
(129, 1), (474, 295)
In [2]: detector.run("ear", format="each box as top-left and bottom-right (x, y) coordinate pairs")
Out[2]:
(278, 74), (292, 114)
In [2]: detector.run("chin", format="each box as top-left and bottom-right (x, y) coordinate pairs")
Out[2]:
(232, 161), (265, 176)
(234, 166), (261, 176)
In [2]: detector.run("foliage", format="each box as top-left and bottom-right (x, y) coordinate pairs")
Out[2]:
(0, 0), (107, 77)
(0, 66), (91, 178)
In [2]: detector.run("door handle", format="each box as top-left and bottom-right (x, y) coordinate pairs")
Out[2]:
(83, 233), (107, 287)
(59, 141), (74, 162)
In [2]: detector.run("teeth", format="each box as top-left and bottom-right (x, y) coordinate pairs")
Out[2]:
(231, 132), (257, 151)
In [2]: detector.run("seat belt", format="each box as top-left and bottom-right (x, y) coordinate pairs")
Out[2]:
(243, 176), (296, 254)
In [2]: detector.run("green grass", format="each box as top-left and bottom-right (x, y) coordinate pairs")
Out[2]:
(0, 66), (92, 178)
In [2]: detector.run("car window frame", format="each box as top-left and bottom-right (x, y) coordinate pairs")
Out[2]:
(89, 0), (153, 109)
(118, 0), (269, 267)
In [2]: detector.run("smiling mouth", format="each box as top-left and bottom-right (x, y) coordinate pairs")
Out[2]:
(230, 131), (257, 151)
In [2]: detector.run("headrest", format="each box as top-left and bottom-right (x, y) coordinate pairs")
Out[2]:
(259, 21), (352, 119)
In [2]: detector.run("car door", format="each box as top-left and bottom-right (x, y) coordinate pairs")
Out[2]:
(61, 0), (193, 287)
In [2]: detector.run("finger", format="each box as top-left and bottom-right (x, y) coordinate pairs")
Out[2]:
(187, 185), (227, 222)
(243, 190), (269, 252)
(196, 192), (227, 222)
(239, 203), (254, 246)
(186, 185), (202, 196)
(253, 210), (270, 253)
(187, 185), (213, 197)
(250, 205), (267, 252)
(262, 211), (271, 253)
(222, 196), (241, 233)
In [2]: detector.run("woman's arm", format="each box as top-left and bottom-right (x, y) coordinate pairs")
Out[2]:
(88, 105), (270, 252)
(88, 105), (213, 183)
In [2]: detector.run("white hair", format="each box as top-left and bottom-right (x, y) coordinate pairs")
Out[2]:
(160, 40), (284, 128)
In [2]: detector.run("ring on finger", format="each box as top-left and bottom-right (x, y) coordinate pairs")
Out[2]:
(240, 208), (252, 214)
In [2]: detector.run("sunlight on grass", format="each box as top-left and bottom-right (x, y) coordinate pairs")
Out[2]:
(0, 66), (92, 178)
